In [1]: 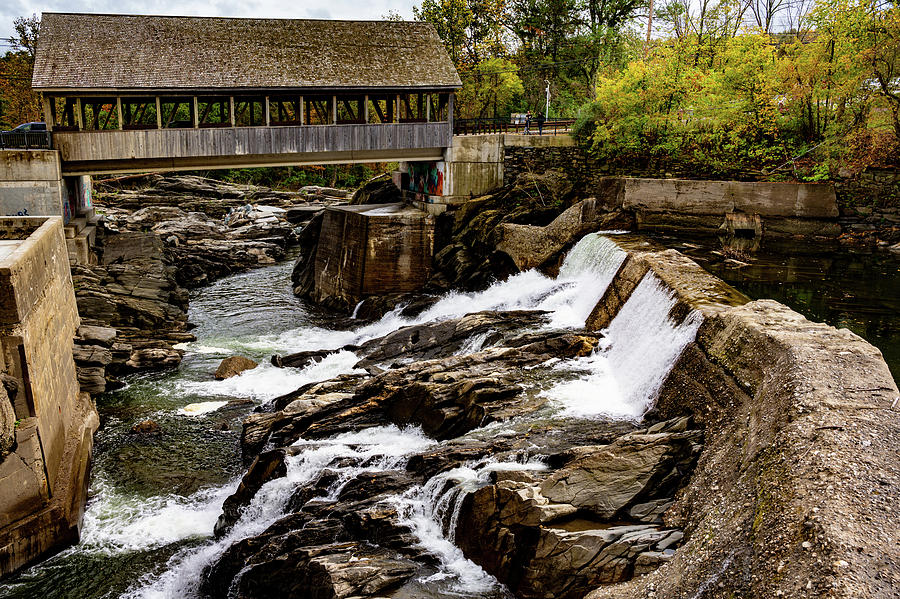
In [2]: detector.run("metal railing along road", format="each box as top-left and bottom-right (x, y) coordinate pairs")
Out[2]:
(0, 131), (52, 150)
(454, 117), (576, 136)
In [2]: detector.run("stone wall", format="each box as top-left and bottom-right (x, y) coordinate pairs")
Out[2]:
(579, 234), (899, 599)
(0, 216), (99, 578)
(503, 138), (899, 240)
(834, 168), (900, 236)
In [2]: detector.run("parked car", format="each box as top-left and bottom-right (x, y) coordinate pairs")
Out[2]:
(0, 121), (51, 149)
(9, 122), (47, 132)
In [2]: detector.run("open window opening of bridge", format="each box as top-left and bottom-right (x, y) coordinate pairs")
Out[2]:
(45, 92), (454, 132)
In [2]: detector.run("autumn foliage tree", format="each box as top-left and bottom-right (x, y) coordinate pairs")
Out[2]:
(575, 0), (900, 176)
(0, 15), (41, 129)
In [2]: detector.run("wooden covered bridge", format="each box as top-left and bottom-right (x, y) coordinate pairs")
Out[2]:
(32, 13), (461, 176)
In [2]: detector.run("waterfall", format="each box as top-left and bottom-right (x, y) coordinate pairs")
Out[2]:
(389, 459), (547, 595)
(5, 232), (709, 599)
(123, 425), (436, 599)
(544, 271), (702, 420)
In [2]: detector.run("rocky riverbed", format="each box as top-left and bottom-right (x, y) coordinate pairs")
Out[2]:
(5, 169), (895, 599)
(72, 174), (352, 393)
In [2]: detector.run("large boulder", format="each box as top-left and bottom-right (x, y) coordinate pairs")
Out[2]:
(215, 356), (258, 380)
(454, 420), (703, 599)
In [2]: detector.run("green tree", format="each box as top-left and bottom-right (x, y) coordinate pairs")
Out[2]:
(456, 57), (525, 117)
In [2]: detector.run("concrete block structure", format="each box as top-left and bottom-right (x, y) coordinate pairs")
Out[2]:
(401, 133), (576, 213)
(0, 216), (98, 578)
(0, 151), (68, 219)
(312, 204), (435, 309)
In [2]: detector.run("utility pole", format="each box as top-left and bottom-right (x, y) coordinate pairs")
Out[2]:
(544, 80), (550, 119)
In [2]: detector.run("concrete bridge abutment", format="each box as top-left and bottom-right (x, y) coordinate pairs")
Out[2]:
(398, 133), (576, 215)
(1, 150), (97, 265)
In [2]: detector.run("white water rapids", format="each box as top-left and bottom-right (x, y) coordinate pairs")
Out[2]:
(1, 233), (704, 599)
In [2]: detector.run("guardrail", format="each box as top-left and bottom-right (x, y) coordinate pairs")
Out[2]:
(454, 118), (575, 136)
(0, 131), (52, 150)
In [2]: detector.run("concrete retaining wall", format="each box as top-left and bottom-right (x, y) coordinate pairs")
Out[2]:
(582, 234), (899, 599)
(0, 216), (98, 578)
(0, 151), (68, 220)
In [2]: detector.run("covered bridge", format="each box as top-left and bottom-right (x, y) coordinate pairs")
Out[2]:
(32, 13), (461, 175)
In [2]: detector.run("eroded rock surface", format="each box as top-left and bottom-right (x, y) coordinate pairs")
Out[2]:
(204, 310), (702, 599)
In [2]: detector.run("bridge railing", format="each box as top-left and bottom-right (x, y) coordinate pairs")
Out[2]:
(0, 131), (53, 150)
(454, 118), (575, 136)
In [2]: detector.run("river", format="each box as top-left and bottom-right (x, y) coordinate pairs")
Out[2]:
(0, 232), (893, 598)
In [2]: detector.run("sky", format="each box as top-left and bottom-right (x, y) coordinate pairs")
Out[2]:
(1, 0), (416, 49)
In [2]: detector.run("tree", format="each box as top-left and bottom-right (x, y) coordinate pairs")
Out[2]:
(6, 14), (40, 58)
(0, 15), (42, 128)
(456, 57), (525, 116)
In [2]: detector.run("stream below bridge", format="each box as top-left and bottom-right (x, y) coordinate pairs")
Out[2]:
(0, 232), (895, 598)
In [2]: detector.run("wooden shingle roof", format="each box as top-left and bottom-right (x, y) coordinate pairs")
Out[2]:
(32, 13), (462, 92)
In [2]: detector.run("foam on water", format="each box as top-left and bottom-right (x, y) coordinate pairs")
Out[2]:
(175, 350), (365, 401)
(79, 478), (237, 554)
(178, 401), (229, 416)
(123, 425), (435, 599)
(545, 272), (703, 419)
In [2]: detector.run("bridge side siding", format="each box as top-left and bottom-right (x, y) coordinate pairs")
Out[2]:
(53, 123), (451, 163)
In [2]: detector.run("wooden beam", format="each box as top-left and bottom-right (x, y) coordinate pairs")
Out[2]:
(156, 97), (162, 129)
(426, 94), (431, 123)
(199, 101), (212, 125)
(265, 96), (271, 127)
(116, 97), (123, 130)
(448, 93), (455, 142)
(364, 95), (369, 123)
(373, 98), (386, 123)
(229, 97), (235, 127)
(192, 97), (199, 128)
(42, 95), (54, 131)
(299, 95), (304, 125)
(332, 95), (337, 125)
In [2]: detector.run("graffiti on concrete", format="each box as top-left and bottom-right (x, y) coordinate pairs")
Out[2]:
(406, 161), (444, 198)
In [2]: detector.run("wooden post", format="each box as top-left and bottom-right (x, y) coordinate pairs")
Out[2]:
(230, 97), (236, 127)
(364, 95), (369, 123)
(192, 97), (199, 128)
(156, 97), (162, 129)
(332, 95), (337, 124)
(299, 96), (304, 125)
(396, 94), (400, 122)
(75, 98), (84, 130)
(265, 96), (271, 126)
(425, 93), (431, 123)
(42, 95), (54, 131)
(116, 97), (124, 130)
(448, 93), (455, 140)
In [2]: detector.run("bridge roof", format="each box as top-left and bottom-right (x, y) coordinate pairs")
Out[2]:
(33, 13), (462, 93)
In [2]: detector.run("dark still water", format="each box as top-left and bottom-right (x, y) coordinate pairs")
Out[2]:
(650, 233), (900, 384)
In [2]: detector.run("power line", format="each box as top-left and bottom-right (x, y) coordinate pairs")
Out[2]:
(458, 57), (594, 77)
